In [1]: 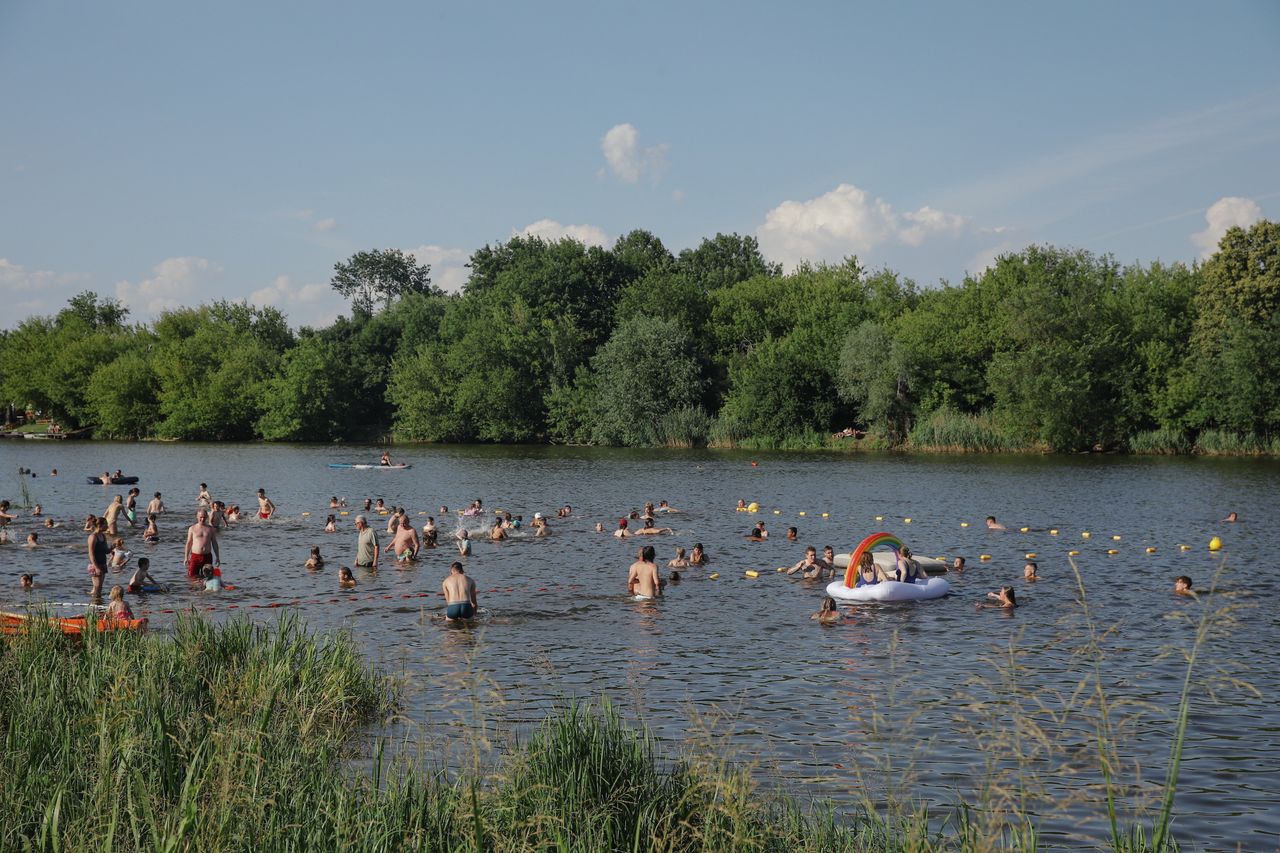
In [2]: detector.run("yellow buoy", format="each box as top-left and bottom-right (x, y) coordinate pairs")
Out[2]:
(773, 509), (781, 515)
(821, 512), (829, 518)
(875, 515), (884, 521)
(1112, 535), (1122, 541)
(798, 511), (806, 517)
(301, 512), (310, 516)
(1145, 547), (1157, 554)
(776, 567), (787, 572)
(1049, 529), (1059, 535)
(1179, 544), (1191, 551)
(1068, 550), (1081, 556)
(379, 510), (388, 515)
(708, 573), (719, 579)
(1025, 552), (1037, 559)
(935, 556), (947, 562)
(1106, 549), (1119, 555)
(745, 570), (760, 578)
(747, 502), (759, 513)
(418, 511), (426, 515)
(1208, 536), (1222, 552)
(980, 554), (992, 561)
(960, 522), (969, 528)
(904, 517), (913, 524)
(1019, 526), (1030, 533)
(1082, 531), (1092, 539)
(340, 511), (349, 516)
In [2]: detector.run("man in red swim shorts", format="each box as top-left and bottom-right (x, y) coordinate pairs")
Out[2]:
(184, 509), (221, 579)
(256, 488), (275, 520)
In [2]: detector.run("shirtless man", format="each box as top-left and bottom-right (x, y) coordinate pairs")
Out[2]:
(390, 516), (420, 561)
(657, 500), (680, 513)
(489, 520), (507, 541)
(209, 501), (228, 530)
(985, 516), (1006, 531)
(442, 562), (478, 620)
(256, 488), (276, 520)
(787, 546), (823, 577)
(147, 492), (166, 514)
(197, 483), (211, 509)
(184, 509), (221, 580)
(627, 545), (663, 599)
(633, 519), (674, 535)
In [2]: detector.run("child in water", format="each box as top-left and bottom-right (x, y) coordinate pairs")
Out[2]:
(811, 597), (841, 623)
(1174, 576), (1195, 597)
(668, 547), (689, 569)
(25, 532), (39, 547)
(143, 513), (159, 543)
(978, 586), (1018, 609)
(105, 586), (135, 620)
(201, 564), (223, 592)
(20, 574), (35, 591)
(324, 514), (337, 533)
(338, 566), (357, 588)
(127, 557), (162, 594)
(306, 546), (324, 571)
(1023, 561), (1039, 581)
(110, 538), (132, 569)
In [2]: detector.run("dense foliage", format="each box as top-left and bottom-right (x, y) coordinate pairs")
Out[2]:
(3, 224), (1279, 453)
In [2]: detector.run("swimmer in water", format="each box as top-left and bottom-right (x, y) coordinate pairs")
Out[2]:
(627, 545), (662, 600)
(105, 585), (135, 621)
(43, 517), (58, 529)
(324, 514), (337, 533)
(633, 518), (674, 535)
(127, 558), (162, 594)
(746, 521), (768, 541)
(338, 566), (356, 588)
(490, 519), (508, 541)
(306, 546), (324, 571)
(736, 499), (747, 510)
(109, 538), (131, 569)
(985, 516), (1006, 531)
(595, 522), (604, 533)
(952, 556), (966, 573)
(689, 543), (709, 566)
(1223, 512), (1238, 523)
(613, 519), (630, 538)
(657, 500), (680, 513)
(1023, 561), (1038, 581)
(143, 513), (159, 543)
(978, 586), (1018, 609)
(442, 561), (478, 620)
(456, 527), (471, 556)
(20, 573), (35, 591)
(812, 596), (841, 623)
(787, 546), (822, 577)
(668, 547), (689, 569)
(256, 489), (276, 520)
(26, 532), (39, 547)
(1174, 575), (1195, 597)
(32, 503), (42, 517)
(786, 526), (798, 541)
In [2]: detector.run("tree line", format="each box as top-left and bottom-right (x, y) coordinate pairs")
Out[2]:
(2, 220), (1277, 453)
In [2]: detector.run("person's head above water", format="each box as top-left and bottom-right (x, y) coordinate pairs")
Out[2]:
(20, 574), (34, 589)
(450, 561), (464, 574)
(639, 545), (656, 562)
(1175, 575), (1193, 592)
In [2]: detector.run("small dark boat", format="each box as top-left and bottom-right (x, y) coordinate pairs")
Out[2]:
(86, 475), (140, 485)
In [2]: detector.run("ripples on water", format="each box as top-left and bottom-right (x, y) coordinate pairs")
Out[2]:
(2, 443), (1277, 847)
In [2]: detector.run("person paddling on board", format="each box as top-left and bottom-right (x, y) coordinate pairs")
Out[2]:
(380, 451), (392, 466)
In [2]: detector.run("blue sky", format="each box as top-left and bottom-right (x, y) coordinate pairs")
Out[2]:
(2, 0), (1278, 327)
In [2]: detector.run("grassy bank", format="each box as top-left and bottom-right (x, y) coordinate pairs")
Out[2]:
(2, 599), (1227, 851)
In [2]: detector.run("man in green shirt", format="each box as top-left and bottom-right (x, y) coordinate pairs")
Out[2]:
(354, 515), (379, 569)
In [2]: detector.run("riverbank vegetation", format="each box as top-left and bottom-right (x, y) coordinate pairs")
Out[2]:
(2, 220), (1277, 454)
(0, 589), (1241, 851)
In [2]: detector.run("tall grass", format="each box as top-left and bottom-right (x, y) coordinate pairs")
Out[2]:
(1192, 429), (1272, 455)
(1128, 428), (1193, 455)
(907, 408), (1025, 453)
(653, 405), (712, 448)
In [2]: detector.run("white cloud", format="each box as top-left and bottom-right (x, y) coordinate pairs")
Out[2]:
(405, 244), (471, 293)
(311, 217), (338, 233)
(1191, 196), (1263, 258)
(249, 274), (345, 328)
(0, 258), (91, 324)
(757, 183), (970, 269)
(601, 123), (668, 184)
(115, 257), (222, 318)
(516, 219), (609, 248)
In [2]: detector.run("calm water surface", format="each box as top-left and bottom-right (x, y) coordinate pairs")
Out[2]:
(2, 442), (1277, 849)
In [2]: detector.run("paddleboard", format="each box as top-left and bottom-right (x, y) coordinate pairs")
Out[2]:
(328, 464), (412, 470)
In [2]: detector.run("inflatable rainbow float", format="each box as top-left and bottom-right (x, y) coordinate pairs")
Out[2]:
(826, 531), (951, 602)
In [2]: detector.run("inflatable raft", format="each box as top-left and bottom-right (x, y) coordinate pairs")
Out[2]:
(826, 532), (951, 603)
(1, 611), (149, 636)
(86, 475), (140, 485)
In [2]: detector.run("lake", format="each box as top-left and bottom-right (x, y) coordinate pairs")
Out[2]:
(2, 442), (1277, 849)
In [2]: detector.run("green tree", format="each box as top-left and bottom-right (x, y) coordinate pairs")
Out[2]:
(87, 348), (160, 439)
(837, 320), (916, 441)
(717, 328), (839, 442)
(257, 337), (354, 441)
(331, 249), (437, 315)
(676, 232), (781, 291)
(588, 316), (707, 446)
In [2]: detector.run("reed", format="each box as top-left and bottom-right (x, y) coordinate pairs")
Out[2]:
(906, 408), (1025, 453)
(1127, 428), (1192, 455)
(654, 405), (712, 448)
(1192, 429), (1272, 455)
